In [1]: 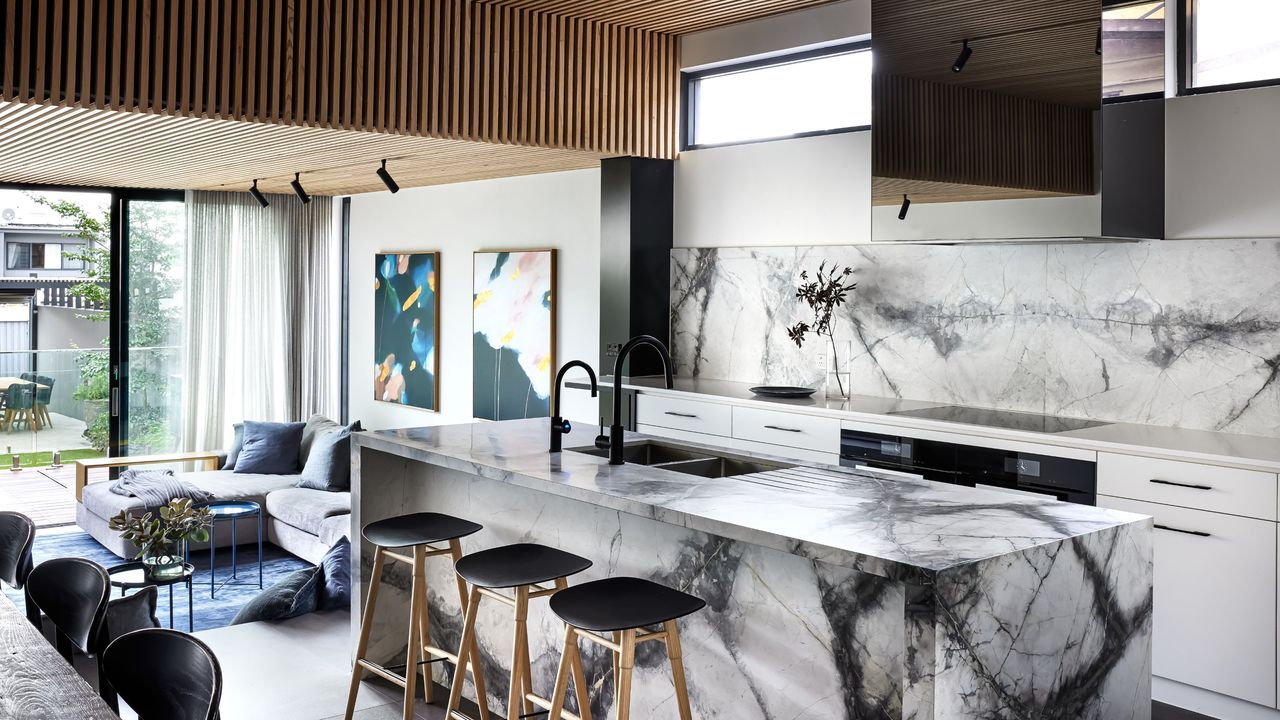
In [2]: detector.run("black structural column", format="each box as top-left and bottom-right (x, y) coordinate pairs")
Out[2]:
(598, 157), (674, 428)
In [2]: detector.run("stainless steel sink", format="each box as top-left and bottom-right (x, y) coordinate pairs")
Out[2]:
(567, 440), (793, 478)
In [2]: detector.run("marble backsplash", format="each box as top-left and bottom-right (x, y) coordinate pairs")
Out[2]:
(670, 239), (1280, 437)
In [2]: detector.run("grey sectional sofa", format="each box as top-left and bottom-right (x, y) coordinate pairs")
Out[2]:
(75, 419), (355, 566)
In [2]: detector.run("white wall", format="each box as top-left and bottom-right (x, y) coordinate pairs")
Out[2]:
(674, 132), (870, 247)
(680, 0), (870, 70)
(348, 169), (601, 431)
(1165, 85), (1280, 239)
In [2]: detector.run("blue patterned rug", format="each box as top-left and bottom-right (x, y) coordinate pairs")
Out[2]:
(2, 528), (313, 632)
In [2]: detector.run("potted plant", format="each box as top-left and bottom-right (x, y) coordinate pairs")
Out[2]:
(786, 261), (857, 398)
(109, 498), (213, 580)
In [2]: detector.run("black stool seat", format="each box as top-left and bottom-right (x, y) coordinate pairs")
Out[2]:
(549, 577), (706, 632)
(362, 512), (483, 548)
(455, 543), (592, 589)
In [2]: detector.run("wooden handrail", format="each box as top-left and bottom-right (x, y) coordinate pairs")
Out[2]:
(74, 451), (222, 502)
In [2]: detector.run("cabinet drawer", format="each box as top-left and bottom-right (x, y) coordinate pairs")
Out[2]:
(1098, 453), (1277, 520)
(636, 395), (731, 437)
(1098, 496), (1277, 707)
(730, 437), (840, 466)
(732, 406), (840, 454)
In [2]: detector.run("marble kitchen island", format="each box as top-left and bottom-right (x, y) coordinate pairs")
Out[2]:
(351, 419), (1152, 720)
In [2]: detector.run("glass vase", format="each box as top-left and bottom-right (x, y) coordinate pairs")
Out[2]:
(143, 539), (186, 580)
(826, 338), (853, 400)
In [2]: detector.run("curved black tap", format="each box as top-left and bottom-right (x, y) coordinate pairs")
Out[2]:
(550, 360), (598, 452)
(609, 335), (674, 465)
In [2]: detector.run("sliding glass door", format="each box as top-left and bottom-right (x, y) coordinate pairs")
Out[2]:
(114, 192), (186, 457)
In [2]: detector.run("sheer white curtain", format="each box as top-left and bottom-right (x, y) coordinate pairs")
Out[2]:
(181, 190), (340, 451)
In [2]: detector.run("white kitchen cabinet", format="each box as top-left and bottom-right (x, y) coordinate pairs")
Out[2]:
(1098, 495), (1277, 708)
(636, 423), (840, 466)
(732, 405), (841, 454)
(1098, 452), (1278, 521)
(635, 394), (732, 436)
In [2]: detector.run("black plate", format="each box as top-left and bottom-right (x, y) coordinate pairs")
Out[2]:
(749, 385), (816, 398)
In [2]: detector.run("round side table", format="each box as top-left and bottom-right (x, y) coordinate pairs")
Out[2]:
(107, 561), (196, 632)
(199, 500), (264, 598)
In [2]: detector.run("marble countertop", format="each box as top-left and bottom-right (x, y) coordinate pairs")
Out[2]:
(354, 418), (1147, 585)
(574, 375), (1280, 472)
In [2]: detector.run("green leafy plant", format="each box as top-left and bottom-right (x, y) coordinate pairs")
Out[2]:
(108, 498), (213, 561)
(786, 261), (857, 396)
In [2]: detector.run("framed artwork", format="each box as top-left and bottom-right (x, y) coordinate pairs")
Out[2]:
(472, 249), (557, 421)
(374, 251), (440, 411)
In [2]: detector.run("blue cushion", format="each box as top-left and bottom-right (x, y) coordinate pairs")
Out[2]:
(224, 423), (245, 470)
(318, 537), (351, 611)
(234, 421), (305, 475)
(298, 427), (352, 491)
(231, 566), (321, 625)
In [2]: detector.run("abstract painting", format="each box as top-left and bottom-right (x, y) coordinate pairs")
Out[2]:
(472, 250), (557, 420)
(374, 252), (440, 411)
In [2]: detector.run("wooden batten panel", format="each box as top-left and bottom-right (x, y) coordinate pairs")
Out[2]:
(873, 74), (1095, 196)
(1, 0), (680, 159)
(474, 0), (838, 34)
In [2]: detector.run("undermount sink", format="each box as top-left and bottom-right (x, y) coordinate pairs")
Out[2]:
(567, 440), (793, 479)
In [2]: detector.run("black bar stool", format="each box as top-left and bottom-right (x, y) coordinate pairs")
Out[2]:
(445, 543), (593, 720)
(345, 512), (491, 720)
(546, 577), (705, 720)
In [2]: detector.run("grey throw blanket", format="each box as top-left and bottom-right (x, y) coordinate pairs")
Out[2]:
(109, 469), (211, 507)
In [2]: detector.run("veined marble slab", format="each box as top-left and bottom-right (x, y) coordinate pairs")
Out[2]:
(351, 420), (1152, 720)
(671, 240), (1280, 438)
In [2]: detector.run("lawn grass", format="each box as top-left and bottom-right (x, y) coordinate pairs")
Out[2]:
(8, 448), (103, 468)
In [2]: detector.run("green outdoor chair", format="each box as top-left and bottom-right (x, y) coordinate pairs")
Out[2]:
(3, 383), (36, 433)
(34, 375), (54, 428)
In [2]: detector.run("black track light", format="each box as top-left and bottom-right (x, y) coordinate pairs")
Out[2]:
(898, 194), (911, 220)
(290, 172), (311, 204)
(952, 40), (972, 72)
(376, 159), (400, 194)
(248, 179), (269, 208)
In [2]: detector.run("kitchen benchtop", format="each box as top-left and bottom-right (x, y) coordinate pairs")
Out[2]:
(354, 418), (1146, 584)
(573, 375), (1280, 473)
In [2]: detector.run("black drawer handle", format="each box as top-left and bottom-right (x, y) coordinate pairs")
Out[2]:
(764, 425), (802, 433)
(1150, 478), (1213, 491)
(664, 411), (698, 419)
(1155, 523), (1211, 538)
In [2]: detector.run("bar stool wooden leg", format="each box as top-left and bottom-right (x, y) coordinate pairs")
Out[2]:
(611, 631), (622, 683)
(402, 547), (424, 720)
(664, 621), (693, 720)
(555, 578), (592, 720)
(546, 624), (577, 720)
(345, 548), (387, 720)
(449, 540), (492, 720)
(615, 630), (636, 720)
(507, 586), (530, 720)
(447, 586), (483, 713)
(415, 554), (435, 703)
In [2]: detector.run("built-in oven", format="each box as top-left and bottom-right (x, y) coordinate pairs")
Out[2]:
(841, 428), (1096, 505)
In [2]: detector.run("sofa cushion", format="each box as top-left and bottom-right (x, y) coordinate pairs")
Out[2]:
(264, 488), (351, 536)
(298, 427), (352, 492)
(300, 415), (363, 466)
(231, 567), (321, 625)
(318, 514), (351, 547)
(235, 421), (305, 475)
(318, 538), (351, 611)
(82, 470), (300, 520)
(223, 422), (245, 470)
(104, 586), (160, 645)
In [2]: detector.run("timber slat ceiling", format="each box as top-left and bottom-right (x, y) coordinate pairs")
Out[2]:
(871, 177), (1078, 206)
(874, 0), (1100, 109)
(0, 0), (680, 159)
(0, 100), (605, 195)
(473, 0), (838, 34)
(873, 74), (1095, 197)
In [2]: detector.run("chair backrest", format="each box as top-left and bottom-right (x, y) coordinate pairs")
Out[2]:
(102, 629), (222, 720)
(25, 557), (110, 655)
(6, 382), (34, 409)
(0, 511), (34, 588)
(19, 372), (34, 382)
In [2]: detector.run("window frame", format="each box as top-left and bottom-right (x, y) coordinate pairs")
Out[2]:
(1101, 0), (1167, 104)
(681, 40), (872, 152)
(1177, 0), (1280, 95)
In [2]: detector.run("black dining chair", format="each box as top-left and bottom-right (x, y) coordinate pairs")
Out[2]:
(24, 557), (111, 663)
(102, 628), (222, 720)
(0, 510), (37, 626)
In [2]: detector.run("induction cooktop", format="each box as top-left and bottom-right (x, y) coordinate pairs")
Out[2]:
(888, 405), (1111, 434)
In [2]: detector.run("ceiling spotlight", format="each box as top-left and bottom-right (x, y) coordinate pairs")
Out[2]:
(898, 194), (911, 220)
(290, 172), (311, 204)
(376, 159), (400, 194)
(952, 40), (972, 72)
(248, 179), (269, 208)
